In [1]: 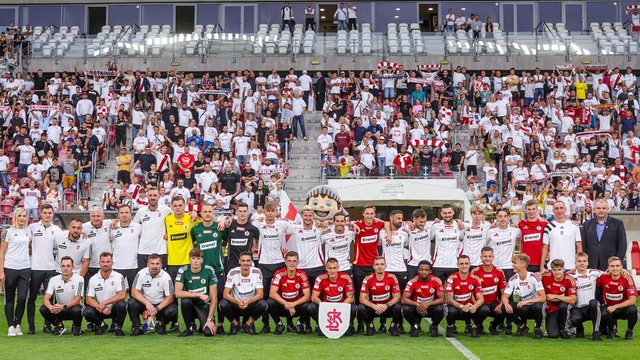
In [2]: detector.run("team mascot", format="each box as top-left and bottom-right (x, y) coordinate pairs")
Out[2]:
(305, 185), (349, 221)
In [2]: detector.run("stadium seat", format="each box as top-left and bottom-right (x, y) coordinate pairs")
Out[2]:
(632, 242), (640, 274)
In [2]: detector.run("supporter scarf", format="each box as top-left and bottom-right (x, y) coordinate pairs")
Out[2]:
(554, 64), (575, 71)
(417, 64), (441, 71)
(87, 70), (119, 77)
(377, 61), (399, 74)
(29, 105), (60, 112)
(583, 64), (609, 72)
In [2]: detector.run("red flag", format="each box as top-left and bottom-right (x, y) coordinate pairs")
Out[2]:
(280, 191), (301, 243)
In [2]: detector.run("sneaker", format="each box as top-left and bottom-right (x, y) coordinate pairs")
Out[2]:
(27, 326), (35, 335)
(560, 330), (570, 339)
(533, 328), (543, 339)
(273, 324), (285, 336)
(86, 322), (96, 333)
(95, 322), (108, 335)
(397, 324), (406, 334)
(14, 325), (23, 336)
(156, 323), (167, 335)
(503, 324), (513, 335)
(355, 324), (364, 335)
(303, 323), (312, 334)
(72, 326), (82, 336)
(130, 327), (142, 337)
(53, 324), (66, 336)
(228, 324), (241, 336)
(388, 325), (400, 336)
(216, 324), (225, 335)
(303, 137), (309, 141)
(167, 322), (179, 333)
(108, 323), (116, 333)
(261, 324), (271, 334)
(445, 326), (455, 338)
(489, 324), (498, 336)
(514, 325), (529, 337)
(410, 325), (420, 337)
(42, 325), (53, 334)
(365, 326), (375, 336)
(471, 327), (480, 338)
(141, 322), (150, 334)
(179, 329), (193, 337)
(114, 328), (125, 337)
(625, 330), (633, 340)
(286, 323), (297, 333)
(378, 324), (387, 334)
(429, 325), (439, 337)
(7, 326), (16, 337)
(575, 326), (585, 339)
(245, 324), (258, 335)
(592, 331), (601, 341)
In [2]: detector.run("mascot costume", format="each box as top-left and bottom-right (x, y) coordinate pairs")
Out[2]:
(305, 185), (349, 221)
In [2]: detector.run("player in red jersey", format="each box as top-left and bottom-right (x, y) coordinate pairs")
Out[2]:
(358, 257), (402, 336)
(305, 258), (356, 336)
(444, 255), (489, 338)
(541, 259), (577, 339)
(518, 199), (547, 272)
(401, 260), (445, 337)
(351, 205), (385, 333)
(470, 247), (506, 335)
(267, 251), (311, 335)
(597, 256), (637, 340)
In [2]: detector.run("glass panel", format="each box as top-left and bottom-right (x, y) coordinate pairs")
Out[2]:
(108, 5), (139, 27)
(257, 4), (281, 27)
(224, 6), (241, 34)
(197, 4), (220, 27)
(63, 6), (84, 33)
(0, 8), (16, 28)
(502, 4), (514, 33)
(538, 2), (562, 24)
(21, 6), (61, 27)
(516, 4), (533, 32)
(439, 2), (501, 27)
(565, 4), (583, 31)
(374, 2), (417, 32)
(243, 6), (255, 33)
(587, 2), (617, 24)
(142, 5), (173, 26)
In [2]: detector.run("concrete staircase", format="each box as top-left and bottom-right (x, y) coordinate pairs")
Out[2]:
(284, 112), (324, 209)
(88, 136), (124, 208)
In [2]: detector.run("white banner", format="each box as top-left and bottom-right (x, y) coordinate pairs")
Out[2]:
(319, 302), (351, 339)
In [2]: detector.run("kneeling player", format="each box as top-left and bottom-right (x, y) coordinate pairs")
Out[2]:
(598, 256), (637, 340)
(219, 252), (268, 335)
(83, 252), (128, 336)
(541, 259), (576, 339)
(568, 252), (603, 340)
(40, 257), (84, 336)
(266, 251), (311, 335)
(358, 257), (402, 336)
(470, 247), (507, 335)
(401, 260), (445, 337)
(445, 255), (489, 338)
(501, 254), (546, 339)
(175, 248), (218, 337)
(305, 258), (356, 336)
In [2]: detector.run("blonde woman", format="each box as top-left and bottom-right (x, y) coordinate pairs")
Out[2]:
(0, 208), (32, 336)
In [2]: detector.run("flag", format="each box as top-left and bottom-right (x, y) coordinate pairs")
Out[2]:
(280, 191), (302, 245)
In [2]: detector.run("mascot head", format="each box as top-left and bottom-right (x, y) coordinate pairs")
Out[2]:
(305, 185), (348, 221)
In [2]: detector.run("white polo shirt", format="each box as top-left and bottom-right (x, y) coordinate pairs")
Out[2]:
(54, 232), (91, 274)
(110, 222), (142, 270)
(3, 228), (31, 270)
(46, 273), (85, 304)
(29, 222), (62, 271)
(83, 220), (112, 268)
(132, 267), (174, 304)
(225, 266), (264, 300)
(133, 205), (172, 255)
(87, 270), (127, 303)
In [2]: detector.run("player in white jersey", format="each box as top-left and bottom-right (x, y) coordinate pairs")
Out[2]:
(128, 254), (178, 336)
(251, 202), (292, 331)
(54, 218), (90, 276)
(109, 205), (142, 293)
(83, 207), (112, 282)
(568, 252), (602, 340)
(501, 254), (546, 339)
(541, 201), (583, 271)
(40, 257), (85, 336)
(83, 252), (127, 336)
(486, 208), (521, 280)
(27, 205), (62, 334)
(320, 213), (355, 274)
(219, 252), (267, 335)
(430, 205), (464, 283)
(404, 209), (432, 279)
(379, 210), (410, 290)
(461, 205), (491, 267)
(131, 187), (172, 268)
(286, 206), (325, 287)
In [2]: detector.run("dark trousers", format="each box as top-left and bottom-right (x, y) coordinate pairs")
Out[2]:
(406, 265), (419, 281)
(305, 18), (315, 31)
(569, 299), (601, 332)
(40, 304), (83, 327)
(28, 269), (56, 327)
(215, 271), (226, 323)
(505, 301), (543, 329)
(180, 298), (214, 336)
(402, 304), (445, 327)
(600, 305), (638, 332)
(3, 268), (30, 327)
(305, 302), (357, 326)
(84, 267), (99, 292)
(82, 300), (128, 328)
(545, 302), (570, 338)
(301, 266), (325, 291)
(114, 268), (138, 294)
(358, 303), (402, 326)
(219, 299), (268, 323)
(485, 302), (506, 326)
(127, 298), (178, 328)
(352, 265), (374, 304)
(258, 262), (284, 324)
(266, 298), (310, 324)
(446, 304), (490, 326)
(432, 267), (458, 284)
(282, 19), (294, 33)
(137, 254), (168, 271)
(166, 265), (185, 282)
(348, 18), (357, 31)
(389, 271), (408, 293)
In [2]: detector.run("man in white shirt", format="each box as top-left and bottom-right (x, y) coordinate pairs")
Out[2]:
(299, 70), (314, 107)
(291, 93), (308, 140)
(540, 201), (583, 272)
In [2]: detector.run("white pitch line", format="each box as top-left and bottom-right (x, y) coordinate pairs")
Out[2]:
(426, 319), (481, 360)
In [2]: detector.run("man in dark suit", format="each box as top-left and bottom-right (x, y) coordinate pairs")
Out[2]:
(580, 199), (627, 271)
(314, 71), (327, 112)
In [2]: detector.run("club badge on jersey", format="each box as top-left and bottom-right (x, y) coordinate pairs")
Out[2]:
(319, 302), (351, 339)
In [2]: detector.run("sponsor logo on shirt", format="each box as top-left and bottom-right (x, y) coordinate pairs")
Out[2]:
(230, 238), (248, 246)
(454, 293), (472, 302)
(606, 293), (623, 301)
(371, 293), (390, 302)
(282, 291), (299, 299)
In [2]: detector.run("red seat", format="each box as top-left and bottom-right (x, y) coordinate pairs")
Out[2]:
(20, 178), (30, 188)
(631, 241), (640, 274)
(1, 199), (13, 224)
(64, 189), (76, 205)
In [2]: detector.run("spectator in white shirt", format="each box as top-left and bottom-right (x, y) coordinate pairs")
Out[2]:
(291, 93), (308, 140)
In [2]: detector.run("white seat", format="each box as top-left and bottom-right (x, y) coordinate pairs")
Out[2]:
(410, 23), (420, 31)
(265, 42), (276, 54)
(185, 44), (196, 55)
(388, 32), (397, 40)
(150, 45), (161, 55)
(253, 44), (263, 54)
(113, 25), (122, 33)
(101, 25), (111, 33)
(161, 25), (171, 32)
(401, 45), (411, 54)
(362, 40), (371, 54)
(271, 24), (280, 32)
(194, 24), (203, 32)
(150, 25), (160, 33)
